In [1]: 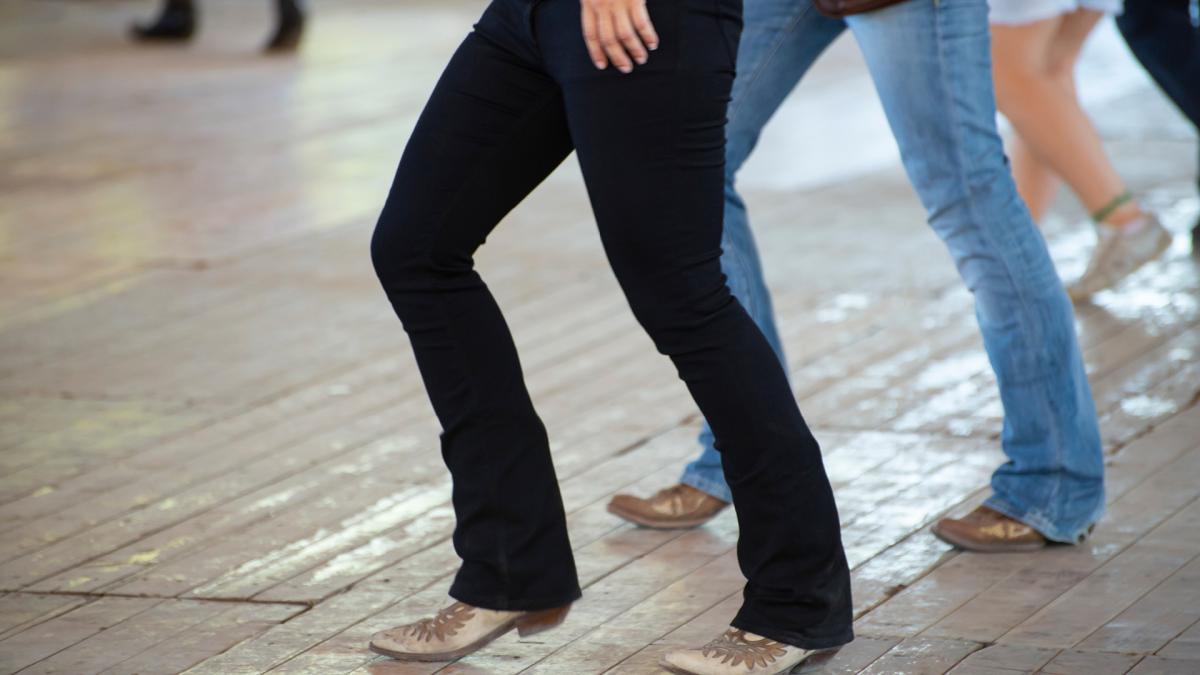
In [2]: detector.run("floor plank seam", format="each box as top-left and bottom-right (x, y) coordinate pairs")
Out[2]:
(4, 589), (314, 607)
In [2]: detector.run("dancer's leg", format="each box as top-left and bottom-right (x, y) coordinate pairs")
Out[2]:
(537, 0), (852, 648)
(992, 8), (1172, 299)
(371, 5), (579, 610)
(1001, 12), (1096, 223)
(991, 10), (1139, 225)
(1009, 135), (1060, 223)
(847, 0), (1104, 544)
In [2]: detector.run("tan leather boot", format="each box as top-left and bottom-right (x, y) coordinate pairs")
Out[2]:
(369, 601), (569, 661)
(932, 506), (1047, 553)
(607, 484), (729, 529)
(661, 629), (813, 675)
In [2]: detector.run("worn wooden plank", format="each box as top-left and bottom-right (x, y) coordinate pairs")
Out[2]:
(98, 602), (305, 675)
(1157, 617), (1200, 661)
(0, 597), (158, 673)
(0, 592), (86, 642)
(946, 644), (1058, 674)
(8, 315), (660, 593)
(856, 636), (982, 675)
(1075, 536), (1200, 653)
(17, 599), (237, 675)
(998, 454), (1200, 649)
(1126, 656), (1200, 674)
(1038, 649), (1144, 675)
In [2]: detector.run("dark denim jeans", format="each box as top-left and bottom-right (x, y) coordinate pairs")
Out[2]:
(370, 0), (852, 649)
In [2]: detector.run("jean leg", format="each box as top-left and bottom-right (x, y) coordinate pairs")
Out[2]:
(370, 11), (581, 609)
(847, 0), (1104, 543)
(537, 0), (852, 648)
(682, 0), (846, 501)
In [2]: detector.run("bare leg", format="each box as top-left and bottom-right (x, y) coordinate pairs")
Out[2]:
(991, 10), (1141, 227)
(1009, 135), (1059, 222)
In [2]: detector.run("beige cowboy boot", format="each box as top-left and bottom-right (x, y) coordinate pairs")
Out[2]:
(369, 600), (569, 661)
(661, 628), (813, 675)
(607, 484), (729, 529)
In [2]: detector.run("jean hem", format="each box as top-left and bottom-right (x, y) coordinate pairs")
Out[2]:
(680, 469), (733, 503)
(729, 616), (854, 651)
(984, 494), (1103, 545)
(448, 585), (582, 612)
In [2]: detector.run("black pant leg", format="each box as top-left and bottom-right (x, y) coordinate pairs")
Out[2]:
(1117, 0), (1200, 129)
(370, 5), (580, 611)
(534, 0), (853, 650)
(1117, 0), (1200, 235)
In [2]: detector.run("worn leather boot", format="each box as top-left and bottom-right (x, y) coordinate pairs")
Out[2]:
(607, 484), (729, 529)
(661, 629), (813, 675)
(369, 601), (570, 661)
(932, 505), (1048, 553)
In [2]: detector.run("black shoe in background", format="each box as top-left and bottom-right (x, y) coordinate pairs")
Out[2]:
(264, 0), (305, 53)
(130, 0), (197, 42)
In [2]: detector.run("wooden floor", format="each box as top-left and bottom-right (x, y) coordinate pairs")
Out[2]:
(2, 1), (1199, 673)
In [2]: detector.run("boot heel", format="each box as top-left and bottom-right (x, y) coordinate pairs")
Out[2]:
(515, 605), (570, 637)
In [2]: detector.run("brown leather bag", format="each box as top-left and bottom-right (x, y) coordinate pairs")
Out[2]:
(811, 0), (910, 17)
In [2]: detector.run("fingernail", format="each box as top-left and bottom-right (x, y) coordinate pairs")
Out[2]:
(619, 65), (633, 73)
(649, 43), (659, 51)
(636, 55), (647, 65)
(594, 61), (606, 69)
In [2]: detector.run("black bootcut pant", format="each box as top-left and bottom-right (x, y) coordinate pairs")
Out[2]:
(370, 0), (852, 649)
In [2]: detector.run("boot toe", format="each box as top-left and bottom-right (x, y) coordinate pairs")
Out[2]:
(660, 648), (718, 675)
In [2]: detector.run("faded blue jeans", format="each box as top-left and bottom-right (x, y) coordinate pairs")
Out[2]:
(681, 0), (1105, 543)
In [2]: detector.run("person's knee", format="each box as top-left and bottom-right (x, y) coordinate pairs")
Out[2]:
(369, 217), (411, 287)
(369, 213), (445, 294)
(622, 267), (734, 355)
(991, 57), (1044, 114)
(991, 31), (1064, 108)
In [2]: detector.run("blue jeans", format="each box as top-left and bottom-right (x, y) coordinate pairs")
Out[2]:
(681, 0), (1105, 544)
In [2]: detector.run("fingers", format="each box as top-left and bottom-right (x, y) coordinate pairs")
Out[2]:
(581, 0), (657, 74)
(581, 6), (607, 70)
(613, 10), (647, 67)
(631, 1), (658, 52)
(595, 9), (633, 73)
